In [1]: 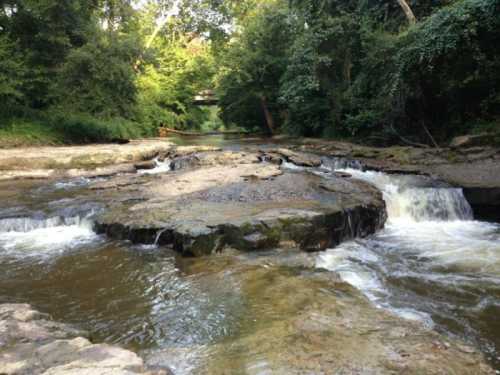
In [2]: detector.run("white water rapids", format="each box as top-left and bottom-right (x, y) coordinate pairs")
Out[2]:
(316, 164), (500, 362)
(138, 158), (172, 175)
(0, 215), (100, 257)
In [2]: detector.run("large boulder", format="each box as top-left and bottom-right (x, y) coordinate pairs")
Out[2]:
(94, 151), (387, 256)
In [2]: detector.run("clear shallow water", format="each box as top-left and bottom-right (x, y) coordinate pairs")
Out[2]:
(317, 166), (500, 368)
(0, 176), (247, 373)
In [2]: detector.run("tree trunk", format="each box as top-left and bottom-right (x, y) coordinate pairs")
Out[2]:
(260, 95), (275, 135)
(396, 0), (417, 25)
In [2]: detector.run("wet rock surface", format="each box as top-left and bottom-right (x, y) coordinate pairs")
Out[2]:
(94, 150), (386, 255)
(0, 304), (170, 375)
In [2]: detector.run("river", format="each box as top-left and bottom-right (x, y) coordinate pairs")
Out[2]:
(0, 137), (499, 373)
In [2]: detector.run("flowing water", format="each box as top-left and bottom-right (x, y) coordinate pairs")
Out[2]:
(317, 163), (500, 368)
(0, 143), (499, 372)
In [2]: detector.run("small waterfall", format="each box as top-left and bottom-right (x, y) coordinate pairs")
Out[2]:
(138, 158), (172, 175)
(316, 159), (500, 364)
(321, 157), (364, 172)
(0, 213), (99, 256)
(0, 215), (93, 233)
(334, 168), (473, 222)
(387, 187), (473, 221)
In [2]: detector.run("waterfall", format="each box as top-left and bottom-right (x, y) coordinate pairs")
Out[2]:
(316, 159), (500, 345)
(138, 158), (172, 175)
(0, 215), (92, 233)
(334, 168), (474, 222)
(321, 157), (364, 172)
(0, 214), (100, 256)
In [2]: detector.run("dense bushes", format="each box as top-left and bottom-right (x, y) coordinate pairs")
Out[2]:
(0, 113), (145, 147)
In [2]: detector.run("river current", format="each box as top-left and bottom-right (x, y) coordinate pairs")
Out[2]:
(0, 139), (499, 372)
(317, 163), (500, 368)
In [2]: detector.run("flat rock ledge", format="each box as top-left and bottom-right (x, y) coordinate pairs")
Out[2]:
(0, 140), (220, 180)
(283, 139), (500, 221)
(94, 151), (387, 256)
(0, 304), (171, 375)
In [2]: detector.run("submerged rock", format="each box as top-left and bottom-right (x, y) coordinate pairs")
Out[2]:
(95, 151), (386, 256)
(0, 304), (170, 375)
(143, 258), (495, 374)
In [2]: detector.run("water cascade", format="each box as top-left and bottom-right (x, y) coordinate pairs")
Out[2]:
(316, 161), (500, 365)
(138, 158), (172, 175)
(0, 214), (100, 257)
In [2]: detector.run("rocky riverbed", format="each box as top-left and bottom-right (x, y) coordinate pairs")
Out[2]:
(0, 136), (498, 374)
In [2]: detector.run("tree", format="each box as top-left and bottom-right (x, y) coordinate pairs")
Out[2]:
(56, 31), (141, 119)
(396, 0), (417, 25)
(0, 34), (26, 115)
(216, 0), (291, 134)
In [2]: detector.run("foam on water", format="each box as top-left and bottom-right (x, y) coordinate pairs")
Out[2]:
(316, 160), (500, 337)
(138, 158), (172, 175)
(280, 161), (306, 171)
(0, 215), (100, 257)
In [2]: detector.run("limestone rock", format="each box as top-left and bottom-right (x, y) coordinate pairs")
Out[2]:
(0, 304), (169, 375)
(95, 152), (387, 256)
(271, 148), (322, 167)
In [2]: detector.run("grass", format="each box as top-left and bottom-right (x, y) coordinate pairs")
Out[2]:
(0, 113), (154, 148)
(0, 119), (65, 148)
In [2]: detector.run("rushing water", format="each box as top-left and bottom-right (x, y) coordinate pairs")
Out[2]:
(317, 164), (500, 368)
(0, 144), (499, 372)
(138, 158), (172, 175)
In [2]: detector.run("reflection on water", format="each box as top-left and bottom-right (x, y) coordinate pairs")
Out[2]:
(0, 241), (243, 353)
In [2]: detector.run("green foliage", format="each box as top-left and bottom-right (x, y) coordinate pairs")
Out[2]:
(0, 35), (26, 112)
(136, 32), (217, 131)
(394, 0), (500, 141)
(217, 0), (500, 144)
(2, 0), (498, 145)
(0, 113), (143, 148)
(0, 0), (222, 144)
(56, 32), (141, 119)
(216, 0), (292, 132)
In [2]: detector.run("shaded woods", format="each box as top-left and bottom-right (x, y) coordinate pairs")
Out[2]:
(0, 0), (499, 146)
(217, 0), (500, 145)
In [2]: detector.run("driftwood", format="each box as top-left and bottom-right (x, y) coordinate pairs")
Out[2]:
(158, 127), (249, 137)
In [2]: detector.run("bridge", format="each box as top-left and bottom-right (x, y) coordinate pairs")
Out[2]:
(193, 90), (218, 106)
